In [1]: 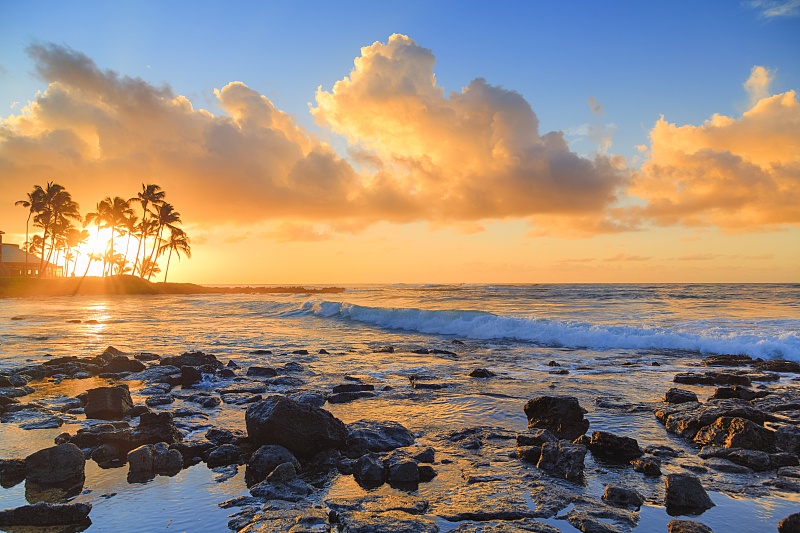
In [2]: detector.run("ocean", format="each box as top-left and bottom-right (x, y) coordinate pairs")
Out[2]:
(1, 283), (799, 532)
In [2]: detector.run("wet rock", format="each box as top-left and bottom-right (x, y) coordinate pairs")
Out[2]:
(292, 349), (310, 355)
(135, 352), (161, 362)
(655, 399), (767, 440)
(387, 456), (420, 483)
(529, 485), (583, 518)
(693, 416), (776, 451)
(84, 385), (133, 420)
(288, 391), (326, 408)
(410, 378), (445, 390)
(337, 510), (439, 533)
(161, 351), (222, 369)
(0, 502), (92, 527)
(418, 465), (437, 481)
(665, 473), (715, 515)
(664, 388), (699, 404)
(433, 485), (534, 522)
(602, 484), (644, 509)
(588, 431), (643, 462)
(131, 411), (183, 446)
(347, 419), (415, 456)
(332, 383), (375, 393)
(245, 445), (301, 487)
(25, 443), (85, 485)
(469, 368), (495, 378)
(411, 448), (435, 463)
(779, 513), (800, 533)
(91, 444), (123, 467)
(442, 426), (516, 450)
(668, 520), (714, 533)
(221, 393), (263, 405)
(516, 428), (558, 447)
(449, 521), (560, 533)
(698, 447), (772, 471)
(249, 476), (314, 501)
(776, 425), (800, 454)
(145, 394), (174, 407)
(0, 459), (26, 488)
(516, 446), (543, 464)
(246, 395), (348, 459)
(266, 461), (297, 483)
(206, 444), (244, 468)
(563, 506), (638, 533)
(755, 360), (800, 373)
(180, 365), (204, 388)
(710, 386), (761, 401)
(536, 440), (587, 481)
(674, 371), (752, 386)
(631, 456), (662, 476)
(186, 393), (221, 409)
(354, 453), (386, 484)
(206, 428), (246, 446)
(703, 457), (754, 474)
(250, 349), (272, 355)
(170, 439), (215, 467)
(524, 395), (589, 440)
(327, 391), (375, 404)
(247, 366), (278, 377)
(702, 354), (753, 367)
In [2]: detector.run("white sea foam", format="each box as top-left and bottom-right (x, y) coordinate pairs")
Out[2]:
(304, 300), (800, 361)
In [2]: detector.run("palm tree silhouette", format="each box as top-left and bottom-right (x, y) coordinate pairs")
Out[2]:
(158, 228), (191, 282)
(32, 182), (81, 278)
(15, 188), (44, 276)
(144, 202), (182, 279)
(130, 184), (165, 278)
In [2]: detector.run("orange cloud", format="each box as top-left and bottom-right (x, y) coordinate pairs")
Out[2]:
(632, 82), (800, 230)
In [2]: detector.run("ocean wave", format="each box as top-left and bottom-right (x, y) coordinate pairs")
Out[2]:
(303, 300), (800, 361)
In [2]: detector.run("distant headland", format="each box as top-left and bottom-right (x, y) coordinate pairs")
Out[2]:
(0, 275), (345, 298)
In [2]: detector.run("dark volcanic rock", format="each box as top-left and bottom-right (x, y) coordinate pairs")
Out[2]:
(180, 365), (204, 388)
(777, 425), (800, 454)
(84, 385), (133, 420)
(588, 431), (643, 462)
(664, 388), (699, 404)
(0, 502), (92, 527)
(245, 395), (348, 459)
(710, 386), (761, 401)
(206, 444), (244, 468)
(0, 459), (26, 488)
(755, 360), (800, 373)
(161, 351), (221, 369)
(536, 440), (586, 481)
(698, 447), (773, 471)
(328, 391), (375, 404)
(668, 520), (714, 533)
(655, 399), (767, 440)
(602, 484), (644, 509)
(779, 513), (800, 533)
(674, 371), (752, 386)
(702, 354), (753, 367)
(132, 411), (183, 446)
(524, 396), (589, 440)
(127, 442), (183, 475)
(693, 416), (776, 451)
(25, 443), (85, 485)
(245, 444), (301, 486)
(354, 454), (386, 484)
(469, 368), (496, 378)
(333, 383), (375, 394)
(517, 428), (558, 447)
(247, 366), (278, 377)
(347, 420), (415, 456)
(632, 456), (662, 476)
(665, 473), (715, 515)
(337, 510), (439, 533)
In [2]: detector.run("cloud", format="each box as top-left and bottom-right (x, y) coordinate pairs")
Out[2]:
(0, 39), (629, 238)
(747, 0), (800, 18)
(632, 69), (800, 230)
(312, 34), (628, 225)
(603, 253), (651, 262)
(265, 222), (331, 243)
(744, 66), (775, 107)
(677, 253), (721, 261)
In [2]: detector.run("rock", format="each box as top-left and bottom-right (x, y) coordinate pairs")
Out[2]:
(387, 458), (420, 483)
(665, 473), (715, 515)
(655, 399), (767, 440)
(288, 391), (326, 408)
(777, 425), (800, 454)
(563, 506), (638, 533)
(0, 459), (26, 488)
(152, 444), (184, 474)
(668, 520), (714, 533)
(25, 443), (85, 485)
(127, 444), (155, 473)
(180, 365), (204, 388)
(84, 385), (134, 420)
(333, 383), (375, 393)
(536, 441), (586, 480)
(588, 431), (643, 462)
(516, 428), (558, 447)
(91, 443), (123, 466)
(186, 393), (221, 409)
(779, 513), (800, 533)
(523, 396), (589, 440)
(132, 411), (183, 446)
(602, 484), (644, 509)
(145, 394), (174, 407)
(161, 351), (222, 369)
(266, 461), (297, 483)
(249, 477), (314, 501)
(0, 502), (92, 527)
(433, 485), (534, 522)
(755, 360), (800, 373)
(355, 454), (386, 484)
(246, 395), (348, 459)
(418, 465), (437, 481)
(411, 448), (435, 463)
(702, 354), (753, 367)
(347, 420), (415, 456)
(328, 391), (375, 404)
(710, 386), (760, 401)
(206, 428), (246, 445)
(664, 388), (699, 404)
(469, 368), (495, 378)
(337, 510), (439, 533)
(703, 457), (754, 474)
(698, 447), (772, 471)
(206, 444), (243, 468)
(674, 371), (753, 386)
(631, 457), (662, 476)
(517, 446), (543, 464)
(245, 444), (301, 487)
(693, 416), (776, 451)
(247, 366), (278, 377)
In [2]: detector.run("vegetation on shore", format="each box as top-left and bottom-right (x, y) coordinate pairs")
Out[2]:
(0, 276), (344, 298)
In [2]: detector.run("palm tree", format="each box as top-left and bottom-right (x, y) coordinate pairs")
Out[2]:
(144, 202), (181, 279)
(130, 184), (165, 277)
(15, 189), (44, 277)
(158, 228), (191, 282)
(97, 196), (134, 275)
(83, 202), (107, 276)
(81, 252), (103, 280)
(65, 227), (90, 277)
(122, 213), (139, 265)
(141, 257), (160, 281)
(32, 182), (81, 277)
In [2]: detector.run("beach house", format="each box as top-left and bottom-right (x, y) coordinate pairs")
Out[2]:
(0, 231), (63, 277)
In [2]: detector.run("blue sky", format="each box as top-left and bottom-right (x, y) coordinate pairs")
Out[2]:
(2, 1), (797, 161)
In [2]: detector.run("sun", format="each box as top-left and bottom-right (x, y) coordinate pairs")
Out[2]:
(73, 228), (138, 277)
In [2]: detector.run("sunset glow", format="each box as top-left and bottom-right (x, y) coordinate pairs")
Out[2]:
(0, 2), (798, 283)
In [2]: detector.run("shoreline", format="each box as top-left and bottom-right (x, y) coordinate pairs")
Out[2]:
(0, 275), (345, 298)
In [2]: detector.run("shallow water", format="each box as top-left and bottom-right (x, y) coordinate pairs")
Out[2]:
(1, 285), (799, 531)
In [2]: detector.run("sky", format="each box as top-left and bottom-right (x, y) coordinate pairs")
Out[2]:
(0, 0), (798, 284)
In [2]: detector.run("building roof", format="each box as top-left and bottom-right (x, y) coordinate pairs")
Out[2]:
(1, 243), (44, 264)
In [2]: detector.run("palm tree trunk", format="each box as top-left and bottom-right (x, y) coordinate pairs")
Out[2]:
(134, 204), (148, 277)
(145, 224), (163, 279)
(24, 212), (30, 277)
(164, 247), (174, 283)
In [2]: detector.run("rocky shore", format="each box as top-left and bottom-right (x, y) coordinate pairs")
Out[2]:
(1, 345), (799, 532)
